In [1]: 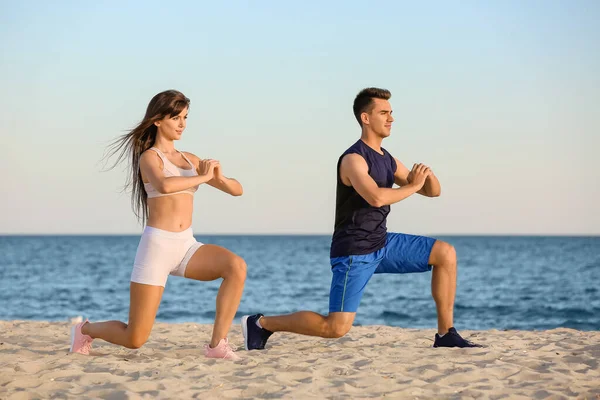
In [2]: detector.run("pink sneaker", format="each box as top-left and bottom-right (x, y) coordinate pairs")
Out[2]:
(204, 338), (240, 360)
(70, 320), (93, 355)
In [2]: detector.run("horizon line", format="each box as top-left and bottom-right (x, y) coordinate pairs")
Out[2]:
(1, 232), (599, 237)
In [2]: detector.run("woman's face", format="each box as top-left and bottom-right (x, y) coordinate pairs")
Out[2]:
(155, 107), (188, 140)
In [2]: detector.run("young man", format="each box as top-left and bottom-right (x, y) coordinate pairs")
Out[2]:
(243, 87), (480, 349)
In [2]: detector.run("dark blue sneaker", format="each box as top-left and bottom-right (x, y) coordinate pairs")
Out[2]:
(433, 327), (482, 348)
(241, 314), (273, 350)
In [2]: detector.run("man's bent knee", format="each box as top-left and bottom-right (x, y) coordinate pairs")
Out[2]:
(330, 324), (352, 338)
(326, 319), (353, 338)
(431, 241), (457, 266)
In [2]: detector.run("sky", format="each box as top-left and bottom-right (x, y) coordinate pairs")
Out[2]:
(1, 0), (598, 235)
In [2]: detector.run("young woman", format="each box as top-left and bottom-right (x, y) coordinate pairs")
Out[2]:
(70, 90), (245, 360)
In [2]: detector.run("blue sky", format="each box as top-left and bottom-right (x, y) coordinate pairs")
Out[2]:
(1, 1), (598, 234)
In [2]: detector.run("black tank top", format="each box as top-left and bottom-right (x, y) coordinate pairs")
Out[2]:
(330, 140), (397, 258)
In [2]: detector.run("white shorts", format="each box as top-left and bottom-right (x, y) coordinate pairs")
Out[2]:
(130, 226), (204, 287)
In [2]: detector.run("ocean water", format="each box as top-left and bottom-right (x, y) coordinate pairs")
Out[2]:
(0, 235), (598, 331)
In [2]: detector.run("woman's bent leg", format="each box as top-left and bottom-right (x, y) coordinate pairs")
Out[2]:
(81, 282), (164, 349)
(183, 244), (246, 348)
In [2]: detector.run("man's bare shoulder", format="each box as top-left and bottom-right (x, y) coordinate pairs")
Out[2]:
(340, 153), (367, 169)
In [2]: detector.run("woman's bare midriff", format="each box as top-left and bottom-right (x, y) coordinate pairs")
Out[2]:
(146, 195), (194, 232)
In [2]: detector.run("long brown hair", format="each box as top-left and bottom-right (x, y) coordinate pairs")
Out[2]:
(104, 90), (191, 224)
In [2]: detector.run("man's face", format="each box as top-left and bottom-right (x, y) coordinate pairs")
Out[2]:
(364, 98), (393, 138)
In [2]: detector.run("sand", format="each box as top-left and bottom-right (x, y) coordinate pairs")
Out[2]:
(0, 321), (598, 399)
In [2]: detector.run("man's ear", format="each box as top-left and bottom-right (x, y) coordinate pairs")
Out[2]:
(360, 112), (369, 126)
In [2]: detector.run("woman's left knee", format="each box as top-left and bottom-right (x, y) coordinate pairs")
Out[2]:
(227, 255), (247, 281)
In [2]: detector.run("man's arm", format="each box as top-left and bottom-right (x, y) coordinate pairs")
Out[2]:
(340, 154), (430, 208)
(393, 157), (441, 197)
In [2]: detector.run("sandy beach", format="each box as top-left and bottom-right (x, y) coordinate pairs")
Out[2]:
(0, 321), (598, 399)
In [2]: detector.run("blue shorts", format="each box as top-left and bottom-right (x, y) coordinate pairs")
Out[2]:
(329, 232), (436, 313)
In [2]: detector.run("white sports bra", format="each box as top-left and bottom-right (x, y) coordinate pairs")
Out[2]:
(143, 147), (199, 198)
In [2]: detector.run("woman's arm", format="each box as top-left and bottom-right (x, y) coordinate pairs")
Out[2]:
(140, 151), (216, 194)
(184, 152), (243, 196)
